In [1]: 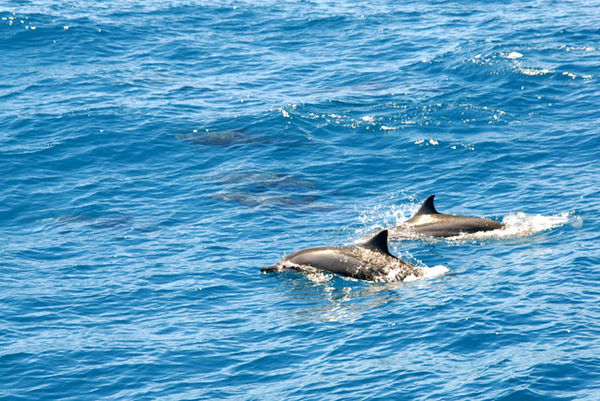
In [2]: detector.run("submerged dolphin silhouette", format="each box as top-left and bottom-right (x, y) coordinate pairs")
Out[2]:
(390, 195), (505, 239)
(261, 230), (421, 282)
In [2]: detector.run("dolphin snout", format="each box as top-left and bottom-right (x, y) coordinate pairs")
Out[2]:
(260, 265), (280, 273)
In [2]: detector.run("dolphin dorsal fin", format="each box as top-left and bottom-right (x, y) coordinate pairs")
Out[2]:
(414, 194), (439, 216)
(361, 230), (393, 256)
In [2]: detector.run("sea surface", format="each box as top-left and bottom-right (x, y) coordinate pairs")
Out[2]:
(1, 1), (600, 400)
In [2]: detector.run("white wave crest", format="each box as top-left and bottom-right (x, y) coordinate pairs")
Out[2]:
(452, 211), (571, 241)
(404, 264), (449, 282)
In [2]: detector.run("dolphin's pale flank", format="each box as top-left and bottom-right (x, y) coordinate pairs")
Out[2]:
(390, 194), (505, 239)
(261, 230), (421, 282)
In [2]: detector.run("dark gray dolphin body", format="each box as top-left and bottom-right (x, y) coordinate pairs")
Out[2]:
(390, 195), (505, 239)
(261, 230), (421, 282)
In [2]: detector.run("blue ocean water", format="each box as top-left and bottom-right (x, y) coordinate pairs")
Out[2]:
(1, 0), (600, 399)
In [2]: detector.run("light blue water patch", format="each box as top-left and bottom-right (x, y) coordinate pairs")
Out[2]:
(1, 1), (600, 400)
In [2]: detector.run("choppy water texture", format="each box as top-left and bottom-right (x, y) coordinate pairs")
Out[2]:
(1, 1), (600, 400)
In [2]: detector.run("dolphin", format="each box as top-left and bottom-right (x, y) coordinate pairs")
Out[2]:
(261, 230), (422, 282)
(390, 194), (505, 239)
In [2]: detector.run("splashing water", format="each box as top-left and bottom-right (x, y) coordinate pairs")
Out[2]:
(452, 211), (573, 242)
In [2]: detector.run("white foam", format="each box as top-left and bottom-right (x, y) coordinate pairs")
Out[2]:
(402, 265), (449, 282)
(452, 211), (571, 241)
(520, 68), (553, 76)
(503, 211), (570, 233)
(422, 264), (450, 279)
(304, 270), (334, 284)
